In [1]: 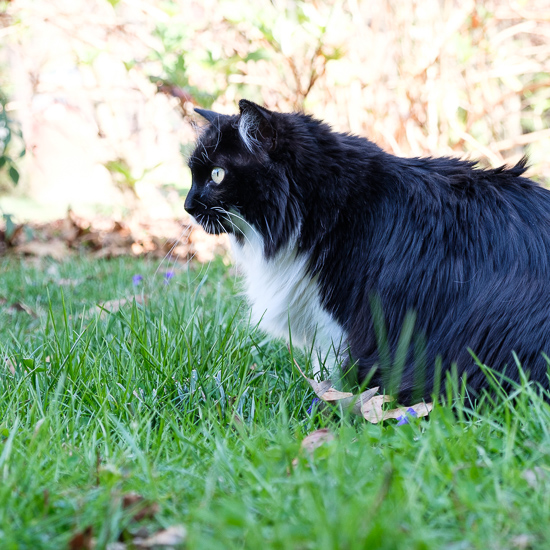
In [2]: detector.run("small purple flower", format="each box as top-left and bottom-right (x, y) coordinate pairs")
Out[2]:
(164, 271), (175, 284)
(132, 274), (143, 286)
(307, 397), (320, 415)
(396, 407), (418, 426)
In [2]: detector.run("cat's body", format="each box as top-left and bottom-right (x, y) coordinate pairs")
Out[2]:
(228, 231), (346, 375)
(185, 100), (550, 402)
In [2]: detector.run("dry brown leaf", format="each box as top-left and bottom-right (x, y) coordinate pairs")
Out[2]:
(4, 301), (38, 318)
(305, 378), (334, 398)
(68, 526), (94, 550)
(58, 278), (84, 287)
(292, 356), (381, 413)
(122, 492), (159, 522)
(306, 377), (355, 402)
(133, 525), (187, 548)
(292, 356), (433, 424)
(100, 295), (146, 311)
(291, 358), (353, 400)
(4, 358), (16, 375)
(335, 387), (381, 415)
(380, 402), (433, 422)
(362, 400), (433, 424)
(15, 240), (70, 261)
(292, 428), (335, 468)
(6, 211), (227, 266)
(360, 395), (394, 423)
(300, 428), (335, 453)
(93, 246), (131, 259)
(231, 413), (244, 426)
(511, 534), (535, 549)
(522, 466), (549, 489)
(319, 386), (355, 401)
(91, 295), (146, 319)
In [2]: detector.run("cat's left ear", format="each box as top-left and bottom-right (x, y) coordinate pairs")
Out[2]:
(238, 100), (276, 152)
(194, 107), (224, 125)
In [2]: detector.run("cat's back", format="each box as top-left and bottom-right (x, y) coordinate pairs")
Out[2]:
(392, 155), (544, 204)
(381, 155), (550, 268)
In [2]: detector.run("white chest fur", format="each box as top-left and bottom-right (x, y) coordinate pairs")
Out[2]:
(229, 232), (346, 377)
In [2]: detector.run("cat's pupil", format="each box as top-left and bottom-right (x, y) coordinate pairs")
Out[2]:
(211, 167), (225, 184)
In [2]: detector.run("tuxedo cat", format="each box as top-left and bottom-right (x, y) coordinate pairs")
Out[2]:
(185, 99), (550, 402)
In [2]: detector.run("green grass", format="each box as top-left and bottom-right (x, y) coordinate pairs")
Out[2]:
(1, 255), (550, 549)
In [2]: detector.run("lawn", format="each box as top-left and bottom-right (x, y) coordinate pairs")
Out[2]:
(1, 255), (549, 549)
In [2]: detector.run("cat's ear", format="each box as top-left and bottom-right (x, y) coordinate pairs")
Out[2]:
(238, 99), (276, 152)
(194, 107), (224, 125)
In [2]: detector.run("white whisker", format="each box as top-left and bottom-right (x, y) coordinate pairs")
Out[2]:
(223, 214), (255, 250)
(223, 208), (261, 240)
(211, 206), (258, 250)
(154, 223), (193, 279)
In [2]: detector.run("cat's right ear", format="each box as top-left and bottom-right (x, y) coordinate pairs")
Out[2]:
(194, 107), (222, 124)
(238, 100), (276, 153)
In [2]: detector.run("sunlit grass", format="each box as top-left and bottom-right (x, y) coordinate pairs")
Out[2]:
(1, 256), (550, 549)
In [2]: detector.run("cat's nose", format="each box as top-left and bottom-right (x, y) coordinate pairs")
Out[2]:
(184, 187), (199, 215)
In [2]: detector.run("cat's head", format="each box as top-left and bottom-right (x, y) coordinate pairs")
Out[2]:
(185, 100), (304, 255)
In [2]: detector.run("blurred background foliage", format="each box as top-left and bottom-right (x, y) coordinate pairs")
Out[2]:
(0, 0), (548, 222)
(0, 91), (25, 187)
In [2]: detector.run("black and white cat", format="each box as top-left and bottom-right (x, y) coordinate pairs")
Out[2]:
(185, 99), (550, 402)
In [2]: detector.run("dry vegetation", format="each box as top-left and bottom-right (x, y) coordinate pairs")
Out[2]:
(174, 0), (550, 178)
(0, 0), (549, 239)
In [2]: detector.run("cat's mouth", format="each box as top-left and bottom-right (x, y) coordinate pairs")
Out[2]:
(193, 207), (253, 238)
(193, 212), (228, 235)
(187, 204), (252, 237)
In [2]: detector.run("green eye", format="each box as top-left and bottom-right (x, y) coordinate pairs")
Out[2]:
(211, 167), (225, 184)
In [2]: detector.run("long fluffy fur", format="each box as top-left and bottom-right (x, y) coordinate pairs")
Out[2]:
(186, 100), (550, 402)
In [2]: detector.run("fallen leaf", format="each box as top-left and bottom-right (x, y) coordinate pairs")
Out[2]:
(364, 401), (433, 424)
(291, 358), (353, 400)
(292, 428), (335, 468)
(68, 526), (94, 550)
(15, 239), (70, 261)
(231, 413), (244, 426)
(4, 301), (38, 318)
(58, 278), (84, 287)
(133, 525), (187, 548)
(122, 492), (159, 522)
(337, 387), (381, 415)
(6, 210), (228, 266)
(292, 356), (433, 424)
(99, 295), (146, 312)
(4, 358), (16, 375)
(33, 418), (46, 435)
(511, 534), (534, 549)
(93, 246), (132, 259)
(318, 386), (355, 401)
(301, 428), (335, 453)
(360, 395), (394, 423)
(292, 355), (380, 412)
(522, 466), (549, 489)
(90, 295), (147, 319)
(305, 378), (335, 398)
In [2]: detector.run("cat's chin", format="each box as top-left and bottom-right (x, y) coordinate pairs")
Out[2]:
(190, 214), (228, 235)
(198, 222), (227, 236)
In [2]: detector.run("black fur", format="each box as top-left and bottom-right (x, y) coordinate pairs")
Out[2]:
(186, 100), (550, 401)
